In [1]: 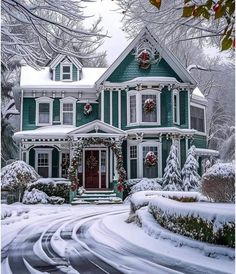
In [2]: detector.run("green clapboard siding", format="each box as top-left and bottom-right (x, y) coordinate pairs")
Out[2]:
(53, 99), (60, 122)
(23, 98), (37, 130)
(52, 148), (59, 177)
(55, 64), (60, 81)
(76, 103), (98, 126)
(104, 91), (110, 124)
(29, 148), (35, 168)
(72, 64), (77, 81)
(192, 134), (207, 148)
(121, 90), (127, 129)
(161, 88), (172, 127)
(107, 52), (182, 83)
(180, 139), (186, 168)
(180, 90), (188, 128)
(112, 91), (118, 127)
(162, 137), (172, 174)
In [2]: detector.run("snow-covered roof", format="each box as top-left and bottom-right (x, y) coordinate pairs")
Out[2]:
(20, 66), (107, 89)
(14, 125), (76, 139)
(192, 87), (205, 98)
(195, 148), (219, 156)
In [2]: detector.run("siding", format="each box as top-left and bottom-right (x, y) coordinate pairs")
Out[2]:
(192, 134), (207, 148)
(23, 98), (37, 130)
(55, 64), (60, 81)
(104, 91), (110, 124)
(72, 64), (78, 81)
(121, 90), (127, 129)
(107, 52), (182, 83)
(76, 103), (98, 127)
(179, 90), (188, 128)
(112, 91), (118, 127)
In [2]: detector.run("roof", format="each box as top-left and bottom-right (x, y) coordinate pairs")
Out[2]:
(195, 148), (219, 156)
(14, 125), (76, 139)
(96, 27), (197, 87)
(49, 54), (83, 69)
(20, 66), (107, 89)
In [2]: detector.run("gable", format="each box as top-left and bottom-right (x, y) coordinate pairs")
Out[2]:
(96, 27), (197, 86)
(107, 50), (182, 83)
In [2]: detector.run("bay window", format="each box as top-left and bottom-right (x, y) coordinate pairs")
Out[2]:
(191, 104), (205, 133)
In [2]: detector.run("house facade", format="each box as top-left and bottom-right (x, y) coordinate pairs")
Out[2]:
(14, 28), (218, 190)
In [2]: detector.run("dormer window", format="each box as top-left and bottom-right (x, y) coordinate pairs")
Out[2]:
(61, 64), (72, 81)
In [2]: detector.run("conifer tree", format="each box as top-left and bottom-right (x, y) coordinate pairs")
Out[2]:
(162, 143), (182, 191)
(181, 146), (201, 191)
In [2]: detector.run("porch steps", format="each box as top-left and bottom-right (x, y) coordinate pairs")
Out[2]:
(71, 190), (122, 205)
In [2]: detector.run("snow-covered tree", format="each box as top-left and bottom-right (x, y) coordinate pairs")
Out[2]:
(162, 143), (182, 191)
(1, 161), (40, 201)
(1, 0), (107, 68)
(181, 146), (200, 191)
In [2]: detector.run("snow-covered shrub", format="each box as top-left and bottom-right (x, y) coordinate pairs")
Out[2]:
(149, 196), (235, 248)
(125, 178), (142, 187)
(27, 178), (70, 202)
(162, 143), (183, 191)
(201, 163), (235, 203)
(181, 146), (201, 191)
(48, 196), (65, 205)
(130, 178), (162, 194)
(1, 160), (40, 201)
(1, 207), (12, 220)
(78, 186), (85, 196)
(22, 188), (49, 204)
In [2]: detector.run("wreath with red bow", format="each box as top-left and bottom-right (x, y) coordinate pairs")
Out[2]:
(144, 151), (157, 167)
(143, 98), (156, 113)
(84, 103), (92, 115)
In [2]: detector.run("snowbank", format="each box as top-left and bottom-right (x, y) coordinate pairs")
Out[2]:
(203, 163), (235, 178)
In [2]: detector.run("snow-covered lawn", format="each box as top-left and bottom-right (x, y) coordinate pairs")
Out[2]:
(1, 203), (234, 274)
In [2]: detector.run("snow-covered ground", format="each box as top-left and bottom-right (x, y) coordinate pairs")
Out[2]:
(1, 203), (234, 274)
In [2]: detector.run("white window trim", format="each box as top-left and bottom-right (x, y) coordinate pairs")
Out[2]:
(173, 89), (180, 125)
(60, 62), (72, 81)
(60, 97), (77, 126)
(34, 148), (53, 177)
(127, 89), (161, 126)
(190, 102), (206, 135)
(127, 140), (162, 179)
(35, 97), (54, 126)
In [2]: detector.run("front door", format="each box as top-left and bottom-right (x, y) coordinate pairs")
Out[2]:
(85, 150), (99, 188)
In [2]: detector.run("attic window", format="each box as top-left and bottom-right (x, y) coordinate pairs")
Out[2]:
(61, 64), (72, 81)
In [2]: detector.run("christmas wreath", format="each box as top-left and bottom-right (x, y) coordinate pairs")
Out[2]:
(83, 103), (92, 115)
(86, 155), (98, 170)
(144, 151), (157, 167)
(143, 98), (156, 113)
(138, 50), (151, 69)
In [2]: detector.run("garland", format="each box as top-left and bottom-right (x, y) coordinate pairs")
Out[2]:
(143, 98), (156, 113)
(144, 151), (157, 167)
(68, 137), (126, 192)
(83, 103), (92, 115)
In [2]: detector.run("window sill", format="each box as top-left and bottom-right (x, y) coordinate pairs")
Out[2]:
(127, 122), (160, 127)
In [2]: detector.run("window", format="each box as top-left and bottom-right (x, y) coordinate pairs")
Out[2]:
(130, 146), (137, 179)
(62, 103), (73, 125)
(173, 91), (180, 124)
(39, 103), (50, 124)
(128, 90), (160, 125)
(36, 153), (50, 178)
(35, 97), (53, 126)
(60, 97), (76, 126)
(191, 105), (205, 132)
(143, 146), (158, 178)
(62, 64), (72, 81)
(142, 94), (157, 122)
(130, 95), (137, 123)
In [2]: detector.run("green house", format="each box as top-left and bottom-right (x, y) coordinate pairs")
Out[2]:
(14, 27), (218, 191)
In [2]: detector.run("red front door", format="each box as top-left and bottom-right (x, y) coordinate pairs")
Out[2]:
(85, 150), (99, 188)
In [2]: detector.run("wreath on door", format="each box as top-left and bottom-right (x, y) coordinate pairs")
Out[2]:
(86, 155), (98, 170)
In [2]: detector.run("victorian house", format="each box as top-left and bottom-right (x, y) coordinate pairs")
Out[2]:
(14, 28), (218, 193)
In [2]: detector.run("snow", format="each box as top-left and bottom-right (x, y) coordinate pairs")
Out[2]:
(149, 196), (235, 232)
(22, 189), (49, 204)
(14, 125), (76, 139)
(192, 87), (205, 98)
(20, 66), (107, 88)
(130, 178), (162, 194)
(195, 148), (219, 156)
(203, 162), (235, 178)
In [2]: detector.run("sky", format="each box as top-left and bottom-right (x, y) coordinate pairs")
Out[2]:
(83, 1), (129, 65)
